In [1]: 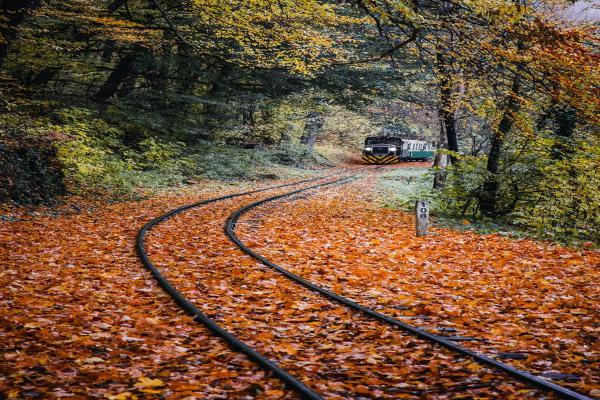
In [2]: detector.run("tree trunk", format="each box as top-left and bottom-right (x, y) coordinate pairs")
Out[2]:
(301, 111), (324, 155)
(92, 52), (137, 102)
(0, 0), (41, 69)
(437, 53), (459, 164)
(108, 0), (128, 12)
(147, 43), (172, 97)
(479, 73), (521, 216)
(101, 40), (116, 62)
(174, 44), (197, 95)
(433, 112), (448, 188)
(441, 94), (459, 162)
(541, 102), (577, 160)
(117, 73), (137, 97)
(242, 105), (256, 137)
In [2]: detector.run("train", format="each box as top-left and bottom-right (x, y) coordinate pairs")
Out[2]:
(361, 136), (435, 164)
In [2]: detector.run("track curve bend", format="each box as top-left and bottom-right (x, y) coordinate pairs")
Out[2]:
(136, 171), (362, 400)
(224, 178), (591, 400)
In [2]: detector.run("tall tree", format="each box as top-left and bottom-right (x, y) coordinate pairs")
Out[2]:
(479, 72), (522, 216)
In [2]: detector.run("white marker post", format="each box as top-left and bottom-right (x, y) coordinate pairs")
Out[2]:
(416, 200), (430, 237)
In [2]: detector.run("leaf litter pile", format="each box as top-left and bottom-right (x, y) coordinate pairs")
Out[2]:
(1, 166), (598, 399)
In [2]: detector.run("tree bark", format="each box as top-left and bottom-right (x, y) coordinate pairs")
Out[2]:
(437, 53), (459, 164)
(433, 112), (448, 188)
(479, 73), (521, 216)
(0, 0), (41, 69)
(301, 111), (324, 155)
(146, 43), (172, 106)
(174, 44), (197, 95)
(242, 105), (256, 136)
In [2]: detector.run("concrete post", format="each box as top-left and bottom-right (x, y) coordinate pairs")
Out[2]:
(416, 200), (430, 237)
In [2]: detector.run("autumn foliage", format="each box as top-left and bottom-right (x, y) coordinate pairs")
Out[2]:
(1, 0), (599, 397)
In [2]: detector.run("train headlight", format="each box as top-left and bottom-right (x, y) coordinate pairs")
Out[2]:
(389, 146), (397, 152)
(365, 146), (372, 151)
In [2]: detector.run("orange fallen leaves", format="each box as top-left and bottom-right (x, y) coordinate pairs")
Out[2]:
(1, 168), (597, 399)
(0, 183), (298, 399)
(238, 173), (599, 396)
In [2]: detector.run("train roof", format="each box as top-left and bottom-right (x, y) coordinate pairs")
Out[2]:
(365, 136), (429, 143)
(402, 139), (429, 143)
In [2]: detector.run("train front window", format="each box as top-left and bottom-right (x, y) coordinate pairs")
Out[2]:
(365, 137), (401, 146)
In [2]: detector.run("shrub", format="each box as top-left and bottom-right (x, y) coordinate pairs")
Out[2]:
(436, 135), (600, 244)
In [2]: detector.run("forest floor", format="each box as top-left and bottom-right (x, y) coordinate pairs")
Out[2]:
(1, 163), (598, 399)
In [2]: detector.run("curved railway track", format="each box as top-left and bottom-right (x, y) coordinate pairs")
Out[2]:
(137, 171), (360, 400)
(224, 176), (592, 400)
(138, 166), (591, 400)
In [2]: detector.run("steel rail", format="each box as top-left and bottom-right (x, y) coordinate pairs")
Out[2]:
(224, 179), (592, 400)
(136, 172), (360, 400)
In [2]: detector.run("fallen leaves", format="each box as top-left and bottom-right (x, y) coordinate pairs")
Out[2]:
(143, 169), (555, 399)
(134, 377), (164, 389)
(238, 172), (599, 396)
(0, 182), (299, 399)
(2, 167), (597, 399)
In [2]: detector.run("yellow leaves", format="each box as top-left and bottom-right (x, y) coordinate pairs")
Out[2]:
(466, 362), (483, 372)
(190, 0), (355, 73)
(134, 377), (165, 394)
(42, 10), (153, 44)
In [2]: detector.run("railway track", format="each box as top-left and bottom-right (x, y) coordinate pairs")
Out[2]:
(137, 167), (591, 399)
(224, 176), (592, 400)
(137, 171), (360, 400)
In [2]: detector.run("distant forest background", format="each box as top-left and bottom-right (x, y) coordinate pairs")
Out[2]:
(0, 0), (598, 243)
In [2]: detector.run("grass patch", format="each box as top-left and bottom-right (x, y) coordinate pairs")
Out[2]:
(376, 166), (434, 209)
(374, 165), (532, 241)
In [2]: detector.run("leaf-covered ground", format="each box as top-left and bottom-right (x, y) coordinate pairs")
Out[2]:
(1, 165), (598, 399)
(0, 181), (301, 400)
(236, 170), (600, 398)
